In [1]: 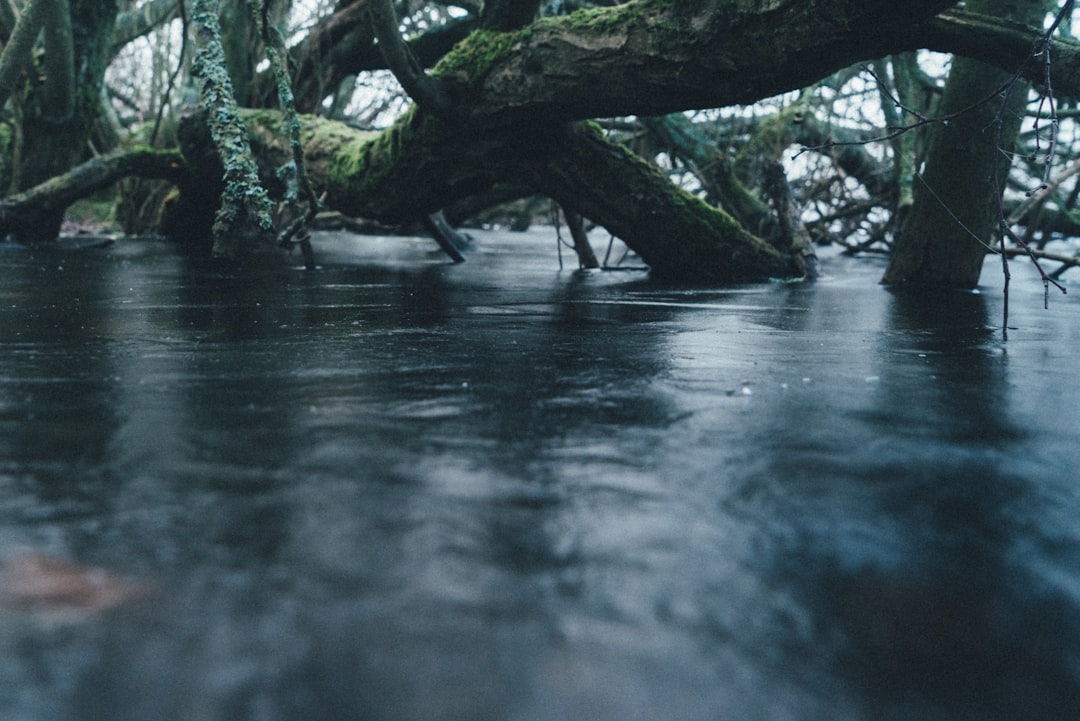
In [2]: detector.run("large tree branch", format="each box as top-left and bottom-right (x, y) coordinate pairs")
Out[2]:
(526, 122), (791, 280)
(432, 0), (959, 125)
(0, 148), (185, 242)
(921, 8), (1080, 96)
(368, 0), (455, 116)
(230, 109), (793, 281)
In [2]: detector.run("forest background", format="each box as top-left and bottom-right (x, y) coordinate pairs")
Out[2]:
(0, 0), (1078, 303)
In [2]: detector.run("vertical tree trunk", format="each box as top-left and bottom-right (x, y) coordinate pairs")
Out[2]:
(14, 0), (118, 242)
(882, 0), (1054, 288)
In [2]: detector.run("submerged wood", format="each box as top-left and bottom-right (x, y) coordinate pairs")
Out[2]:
(421, 210), (468, 263)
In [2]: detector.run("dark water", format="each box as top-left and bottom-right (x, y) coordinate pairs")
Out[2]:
(1, 230), (1079, 721)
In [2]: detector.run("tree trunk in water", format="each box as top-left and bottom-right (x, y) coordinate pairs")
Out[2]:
(882, 0), (1054, 288)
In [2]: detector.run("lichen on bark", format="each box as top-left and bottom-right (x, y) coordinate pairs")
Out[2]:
(191, 0), (274, 259)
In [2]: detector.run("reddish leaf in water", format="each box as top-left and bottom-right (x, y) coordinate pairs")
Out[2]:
(0, 553), (148, 616)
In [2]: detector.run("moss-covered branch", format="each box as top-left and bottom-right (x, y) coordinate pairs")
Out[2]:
(430, 0), (958, 124)
(190, 0), (274, 258)
(526, 122), (791, 281)
(230, 109), (793, 281)
(0, 147), (186, 242)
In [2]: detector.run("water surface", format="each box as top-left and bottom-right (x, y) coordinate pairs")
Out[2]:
(1, 230), (1078, 720)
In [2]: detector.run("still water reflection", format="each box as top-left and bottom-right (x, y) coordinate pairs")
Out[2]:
(1, 231), (1079, 720)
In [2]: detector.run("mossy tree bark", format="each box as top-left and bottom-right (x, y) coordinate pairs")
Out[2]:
(230, 109), (792, 281)
(883, 0), (1056, 288)
(0, 148), (186, 241)
(523, 122), (790, 280)
(432, 0), (958, 126)
(190, 0), (277, 258)
(11, 0), (118, 242)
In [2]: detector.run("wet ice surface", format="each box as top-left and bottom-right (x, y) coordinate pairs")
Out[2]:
(1, 229), (1079, 720)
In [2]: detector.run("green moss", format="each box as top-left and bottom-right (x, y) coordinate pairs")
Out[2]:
(431, 0), (683, 86)
(326, 105), (427, 205)
(538, 0), (678, 40)
(433, 27), (532, 81)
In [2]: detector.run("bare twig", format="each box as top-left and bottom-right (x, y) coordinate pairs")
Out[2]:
(793, 63), (1018, 159)
(995, 0), (1074, 333)
(1007, 155), (1080, 226)
(998, 244), (1080, 280)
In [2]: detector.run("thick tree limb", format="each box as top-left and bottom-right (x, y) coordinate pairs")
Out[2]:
(0, 148), (186, 242)
(368, 0), (454, 116)
(206, 109), (792, 280)
(921, 9), (1080, 96)
(432, 0), (959, 125)
(525, 122), (790, 281)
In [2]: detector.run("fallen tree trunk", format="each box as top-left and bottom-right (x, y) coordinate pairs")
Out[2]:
(234, 109), (792, 281)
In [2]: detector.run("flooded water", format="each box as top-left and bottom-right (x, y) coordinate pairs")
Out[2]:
(1, 229), (1079, 721)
